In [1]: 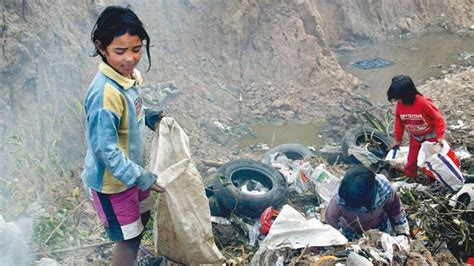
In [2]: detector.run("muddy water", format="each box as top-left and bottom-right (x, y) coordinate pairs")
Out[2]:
(235, 31), (473, 150)
(235, 120), (326, 150)
(337, 31), (474, 103)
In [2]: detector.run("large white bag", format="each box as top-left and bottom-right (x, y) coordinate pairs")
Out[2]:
(149, 117), (225, 265)
(417, 139), (464, 191)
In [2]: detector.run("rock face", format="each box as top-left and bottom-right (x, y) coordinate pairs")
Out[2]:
(315, 0), (473, 46)
(0, 0), (472, 176)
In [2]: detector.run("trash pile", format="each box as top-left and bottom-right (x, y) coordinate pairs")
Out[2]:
(205, 140), (473, 265)
(397, 183), (473, 258)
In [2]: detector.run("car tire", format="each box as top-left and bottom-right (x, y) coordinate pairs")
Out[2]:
(213, 159), (288, 218)
(342, 96), (375, 113)
(341, 126), (392, 164)
(261, 143), (313, 165)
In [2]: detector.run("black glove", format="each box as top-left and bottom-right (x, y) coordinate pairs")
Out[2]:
(144, 108), (164, 131)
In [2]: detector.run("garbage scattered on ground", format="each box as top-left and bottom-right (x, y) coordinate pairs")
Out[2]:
(258, 206), (279, 235)
(310, 164), (342, 203)
(211, 216), (232, 225)
(347, 146), (381, 167)
(251, 205), (347, 265)
(249, 143), (270, 152)
(449, 119), (469, 130)
(455, 143), (472, 160)
(397, 185), (473, 259)
(203, 146), (473, 265)
(266, 152), (342, 203)
(351, 229), (446, 265)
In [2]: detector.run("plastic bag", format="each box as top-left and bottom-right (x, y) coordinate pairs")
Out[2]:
(385, 146), (409, 171)
(251, 205), (347, 265)
(417, 139), (464, 191)
(347, 146), (381, 167)
(149, 117), (224, 265)
(293, 161), (315, 194)
(269, 155), (314, 194)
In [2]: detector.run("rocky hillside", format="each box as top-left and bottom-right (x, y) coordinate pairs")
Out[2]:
(315, 0), (473, 48)
(1, 0), (472, 178)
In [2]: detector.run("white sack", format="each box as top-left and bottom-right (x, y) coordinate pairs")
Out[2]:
(150, 117), (224, 265)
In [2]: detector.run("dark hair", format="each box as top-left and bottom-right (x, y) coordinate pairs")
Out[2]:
(387, 75), (422, 104)
(338, 166), (376, 209)
(91, 6), (151, 71)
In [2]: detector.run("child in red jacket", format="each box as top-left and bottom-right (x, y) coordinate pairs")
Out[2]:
(387, 75), (446, 179)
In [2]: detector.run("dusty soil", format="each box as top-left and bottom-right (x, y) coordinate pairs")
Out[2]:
(421, 69), (474, 150)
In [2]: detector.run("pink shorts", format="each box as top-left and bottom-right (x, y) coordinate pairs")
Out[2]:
(90, 186), (154, 241)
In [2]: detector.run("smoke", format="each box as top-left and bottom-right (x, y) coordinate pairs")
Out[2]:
(0, 215), (28, 265)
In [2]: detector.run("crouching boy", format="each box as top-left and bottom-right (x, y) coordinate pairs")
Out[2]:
(325, 166), (409, 240)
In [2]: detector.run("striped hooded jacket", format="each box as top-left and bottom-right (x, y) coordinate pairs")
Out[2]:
(81, 62), (156, 194)
(325, 174), (409, 239)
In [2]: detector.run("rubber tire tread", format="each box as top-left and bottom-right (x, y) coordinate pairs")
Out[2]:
(261, 143), (313, 165)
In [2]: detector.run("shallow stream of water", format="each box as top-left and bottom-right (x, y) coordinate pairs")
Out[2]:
(235, 31), (474, 150)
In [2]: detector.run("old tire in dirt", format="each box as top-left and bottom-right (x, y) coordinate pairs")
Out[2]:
(342, 96), (375, 113)
(261, 143), (313, 165)
(213, 159), (288, 218)
(341, 126), (392, 164)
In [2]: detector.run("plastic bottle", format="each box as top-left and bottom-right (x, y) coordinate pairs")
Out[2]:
(309, 164), (341, 203)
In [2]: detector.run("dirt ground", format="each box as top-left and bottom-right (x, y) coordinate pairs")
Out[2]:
(420, 68), (474, 173)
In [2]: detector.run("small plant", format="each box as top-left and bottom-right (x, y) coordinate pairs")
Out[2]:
(361, 110), (393, 137)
